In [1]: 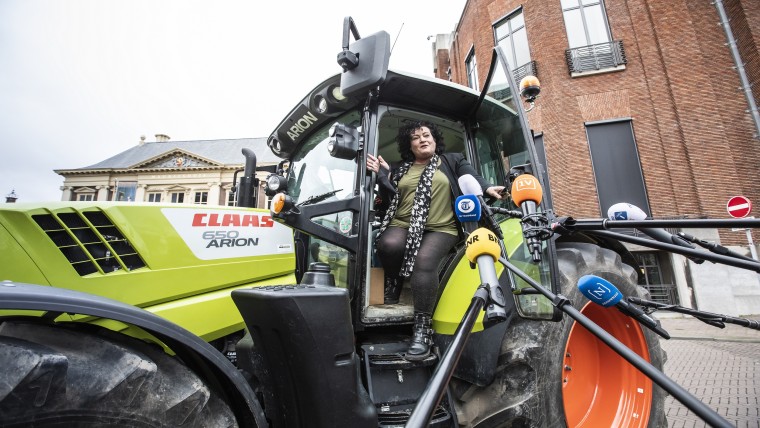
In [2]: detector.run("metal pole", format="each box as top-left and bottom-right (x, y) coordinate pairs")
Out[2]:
(588, 229), (760, 272)
(405, 289), (487, 428)
(568, 217), (760, 229)
(713, 0), (760, 139)
(746, 228), (758, 261)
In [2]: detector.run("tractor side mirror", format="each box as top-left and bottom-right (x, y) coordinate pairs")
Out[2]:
(338, 17), (390, 98)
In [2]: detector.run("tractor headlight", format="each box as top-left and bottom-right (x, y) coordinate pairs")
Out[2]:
(265, 173), (287, 196)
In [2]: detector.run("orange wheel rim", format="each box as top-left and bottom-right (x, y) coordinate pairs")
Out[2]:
(562, 302), (653, 427)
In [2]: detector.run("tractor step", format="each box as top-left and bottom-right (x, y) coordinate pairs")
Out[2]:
(361, 342), (455, 427)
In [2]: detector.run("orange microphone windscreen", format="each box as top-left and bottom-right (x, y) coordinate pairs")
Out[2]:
(510, 174), (543, 205)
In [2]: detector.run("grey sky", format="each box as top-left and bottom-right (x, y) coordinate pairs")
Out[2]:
(0, 0), (465, 202)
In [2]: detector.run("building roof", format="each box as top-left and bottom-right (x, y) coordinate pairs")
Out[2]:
(60, 137), (277, 172)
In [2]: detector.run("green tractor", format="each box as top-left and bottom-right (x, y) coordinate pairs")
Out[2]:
(0, 17), (666, 427)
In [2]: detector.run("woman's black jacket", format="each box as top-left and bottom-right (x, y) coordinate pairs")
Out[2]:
(375, 153), (492, 231)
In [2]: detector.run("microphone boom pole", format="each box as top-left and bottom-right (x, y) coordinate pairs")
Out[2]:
(628, 297), (760, 331)
(406, 228), (507, 428)
(566, 217), (760, 230)
(587, 229), (760, 273)
(498, 256), (734, 428)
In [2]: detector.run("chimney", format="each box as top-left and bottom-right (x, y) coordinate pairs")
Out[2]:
(155, 134), (171, 143)
(5, 189), (18, 203)
(139, 135), (146, 145)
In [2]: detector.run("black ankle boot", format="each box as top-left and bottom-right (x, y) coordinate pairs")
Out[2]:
(406, 313), (433, 360)
(384, 276), (402, 304)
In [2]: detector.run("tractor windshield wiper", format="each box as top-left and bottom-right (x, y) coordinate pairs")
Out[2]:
(297, 189), (343, 206)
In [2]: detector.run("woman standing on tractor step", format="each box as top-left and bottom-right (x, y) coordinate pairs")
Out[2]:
(367, 120), (505, 360)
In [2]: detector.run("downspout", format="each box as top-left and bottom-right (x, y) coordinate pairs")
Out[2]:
(714, 0), (760, 139)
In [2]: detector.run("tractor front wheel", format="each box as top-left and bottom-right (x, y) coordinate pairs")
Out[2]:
(452, 242), (668, 427)
(0, 320), (238, 427)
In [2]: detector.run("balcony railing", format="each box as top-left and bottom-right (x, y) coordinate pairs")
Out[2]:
(487, 61), (538, 104)
(565, 40), (627, 74)
(512, 60), (538, 84)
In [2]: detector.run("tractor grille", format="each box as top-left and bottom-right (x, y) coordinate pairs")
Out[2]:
(32, 210), (146, 276)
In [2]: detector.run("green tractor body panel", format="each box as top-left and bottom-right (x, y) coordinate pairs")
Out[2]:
(0, 202), (296, 340)
(434, 219), (523, 334)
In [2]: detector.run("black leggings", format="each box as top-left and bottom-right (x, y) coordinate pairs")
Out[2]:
(377, 226), (459, 314)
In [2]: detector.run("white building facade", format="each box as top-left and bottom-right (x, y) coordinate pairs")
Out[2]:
(56, 135), (279, 209)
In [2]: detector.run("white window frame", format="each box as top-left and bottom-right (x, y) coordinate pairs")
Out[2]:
(170, 192), (185, 204)
(494, 8), (531, 70)
(194, 191), (208, 205)
(227, 189), (238, 206)
(465, 47), (479, 90)
(561, 0), (612, 48)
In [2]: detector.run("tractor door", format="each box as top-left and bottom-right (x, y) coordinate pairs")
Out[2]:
(282, 110), (364, 289)
(361, 108), (469, 324)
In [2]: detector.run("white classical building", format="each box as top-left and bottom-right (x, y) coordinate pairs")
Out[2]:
(56, 134), (279, 209)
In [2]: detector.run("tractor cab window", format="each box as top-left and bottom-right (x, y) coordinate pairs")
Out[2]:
(471, 49), (558, 319)
(286, 110), (361, 206)
(286, 110), (362, 288)
(374, 108), (466, 164)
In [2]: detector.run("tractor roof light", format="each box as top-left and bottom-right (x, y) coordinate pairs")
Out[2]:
(519, 75), (541, 112)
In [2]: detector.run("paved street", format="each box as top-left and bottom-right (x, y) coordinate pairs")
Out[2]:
(658, 315), (760, 428)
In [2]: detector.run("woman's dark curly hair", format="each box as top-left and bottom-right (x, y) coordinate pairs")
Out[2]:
(396, 120), (446, 162)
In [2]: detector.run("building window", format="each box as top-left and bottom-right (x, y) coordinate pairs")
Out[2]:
(561, 0), (611, 48)
(634, 252), (679, 305)
(465, 48), (479, 90)
(585, 119), (649, 217)
(227, 190), (237, 207)
(147, 193), (161, 203)
(77, 193), (94, 201)
(194, 191), (208, 205)
(494, 9), (532, 71)
(170, 192), (185, 204)
(114, 181), (137, 202)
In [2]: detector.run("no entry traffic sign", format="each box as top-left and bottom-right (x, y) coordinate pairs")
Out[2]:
(727, 195), (752, 218)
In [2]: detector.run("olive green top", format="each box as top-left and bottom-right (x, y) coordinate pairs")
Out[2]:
(389, 163), (458, 236)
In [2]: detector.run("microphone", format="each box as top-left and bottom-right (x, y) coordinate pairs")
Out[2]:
(454, 191), (481, 235)
(457, 175), (503, 239)
(578, 274), (670, 339)
(510, 174), (544, 262)
(465, 227), (508, 325)
(607, 203), (703, 263)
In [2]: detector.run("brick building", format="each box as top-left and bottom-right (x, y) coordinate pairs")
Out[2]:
(435, 0), (760, 315)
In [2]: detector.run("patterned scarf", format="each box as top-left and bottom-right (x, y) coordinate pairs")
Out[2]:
(377, 154), (440, 277)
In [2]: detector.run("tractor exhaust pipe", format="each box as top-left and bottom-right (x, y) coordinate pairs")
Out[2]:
(238, 148), (259, 208)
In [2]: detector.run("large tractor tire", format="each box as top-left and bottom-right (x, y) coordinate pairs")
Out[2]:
(0, 320), (238, 427)
(452, 242), (668, 427)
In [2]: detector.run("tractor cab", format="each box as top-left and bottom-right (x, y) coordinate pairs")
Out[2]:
(255, 17), (561, 329)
